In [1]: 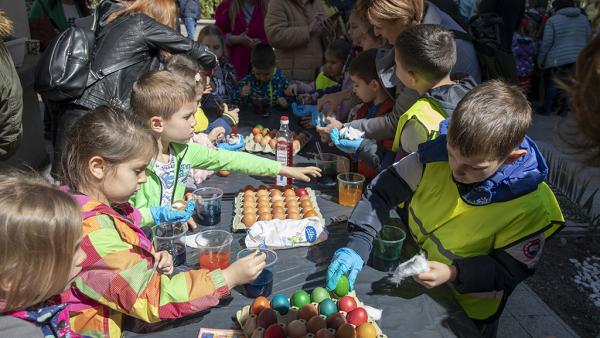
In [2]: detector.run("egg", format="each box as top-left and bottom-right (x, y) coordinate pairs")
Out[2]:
(284, 189), (296, 197)
(299, 194), (311, 202)
(258, 195), (271, 204)
(286, 200), (299, 209)
(243, 199), (257, 208)
(298, 303), (318, 321)
(310, 287), (330, 304)
(285, 195), (298, 203)
(171, 200), (186, 211)
(315, 328), (336, 338)
(325, 312), (346, 330)
(273, 211), (286, 220)
(244, 190), (255, 198)
(295, 188), (309, 197)
(271, 200), (285, 209)
(264, 323), (286, 338)
(251, 296), (271, 315)
(258, 201), (271, 211)
(355, 323), (377, 338)
(259, 212), (273, 221)
(270, 294), (290, 315)
(335, 323), (356, 338)
(254, 134), (263, 144)
(270, 188), (282, 196)
(293, 139), (301, 152)
(244, 206), (257, 215)
(346, 307), (368, 326)
(288, 211), (301, 219)
(269, 138), (277, 149)
(318, 299), (337, 317)
(307, 315), (327, 334)
(300, 199), (313, 210)
(257, 189), (269, 197)
(272, 206), (286, 214)
(257, 308), (278, 329)
(258, 206), (271, 215)
(242, 214), (256, 227)
(336, 296), (357, 313)
(260, 137), (270, 148)
(286, 319), (308, 338)
(303, 210), (318, 218)
(261, 128), (270, 136)
(252, 127), (261, 135)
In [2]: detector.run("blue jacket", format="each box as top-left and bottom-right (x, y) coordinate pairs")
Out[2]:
(538, 7), (591, 69)
(178, 0), (201, 19)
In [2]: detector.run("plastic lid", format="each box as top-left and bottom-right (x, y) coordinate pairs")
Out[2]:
(280, 116), (289, 121)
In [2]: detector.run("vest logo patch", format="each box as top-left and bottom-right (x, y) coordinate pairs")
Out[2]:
(523, 239), (541, 259)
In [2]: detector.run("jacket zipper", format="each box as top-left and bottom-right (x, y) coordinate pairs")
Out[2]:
(171, 145), (189, 204)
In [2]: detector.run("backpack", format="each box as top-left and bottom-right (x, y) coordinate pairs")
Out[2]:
(34, 12), (147, 103)
(452, 13), (518, 83)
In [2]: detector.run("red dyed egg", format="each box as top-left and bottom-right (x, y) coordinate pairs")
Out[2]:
(335, 323), (357, 338)
(251, 296), (271, 315)
(337, 296), (358, 313)
(295, 188), (309, 197)
(325, 312), (347, 330)
(257, 308), (278, 328)
(264, 323), (286, 338)
(346, 307), (368, 326)
(287, 319), (308, 338)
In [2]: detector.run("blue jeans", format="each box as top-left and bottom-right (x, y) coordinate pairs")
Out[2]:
(183, 17), (197, 40)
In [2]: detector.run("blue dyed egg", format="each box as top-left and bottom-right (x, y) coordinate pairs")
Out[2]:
(318, 298), (337, 317)
(270, 294), (290, 315)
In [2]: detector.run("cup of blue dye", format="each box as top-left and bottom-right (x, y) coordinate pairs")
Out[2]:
(237, 248), (278, 298)
(193, 187), (223, 226)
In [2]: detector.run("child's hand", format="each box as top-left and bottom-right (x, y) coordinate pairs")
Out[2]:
(203, 83), (213, 94)
(241, 84), (251, 97)
(413, 261), (457, 289)
(279, 166), (321, 182)
(285, 83), (298, 96)
(208, 127), (226, 143)
(300, 116), (313, 128)
(316, 116), (343, 144)
(154, 251), (174, 275)
(297, 93), (315, 104)
(222, 250), (267, 288)
(276, 97), (288, 108)
(223, 104), (239, 124)
(185, 193), (199, 230)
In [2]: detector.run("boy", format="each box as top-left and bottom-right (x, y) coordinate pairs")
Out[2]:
(129, 70), (320, 228)
(326, 81), (564, 337)
(233, 43), (294, 108)
(331, 24), (476, 171)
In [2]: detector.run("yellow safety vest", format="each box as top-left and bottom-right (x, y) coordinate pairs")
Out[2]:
(408, 161), (564, 321)
(391, 98), (447, 152)
(194, 106), (209, 133)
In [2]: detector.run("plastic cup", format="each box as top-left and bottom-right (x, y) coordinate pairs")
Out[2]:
(337, 173), (365, 207)
(314, 154), (350, 187)
(196, 229), (233, 271)
(370, 226), (406, 272)
(237, 248), (278, 298)
(152, 222), (188, 267)
(193, 187), (223, 226)
(252, 95), (270, 115)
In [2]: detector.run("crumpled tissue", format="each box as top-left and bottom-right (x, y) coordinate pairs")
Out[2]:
(391, 252), (430, 285)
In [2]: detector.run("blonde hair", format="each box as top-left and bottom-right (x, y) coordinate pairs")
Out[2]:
(357, 0), (424, 28)
(108, 0), (178, 29)
(0, 171), (82, 312)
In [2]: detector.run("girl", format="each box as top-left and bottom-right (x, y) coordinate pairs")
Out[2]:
(215, 0), (268, 79)
(0, 172), (86, 337)
(58, 106), (267, 337)
(197, 24), (238, 108)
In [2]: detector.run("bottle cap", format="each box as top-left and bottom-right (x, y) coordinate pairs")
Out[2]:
(280, 116), (289, 121)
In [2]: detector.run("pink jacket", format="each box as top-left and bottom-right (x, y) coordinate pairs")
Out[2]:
(215, 0), (268, 80)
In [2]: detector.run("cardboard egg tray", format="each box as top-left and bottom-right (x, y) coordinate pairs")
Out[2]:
(235, 291), (387, 338)
(244, 131), (311, 155)
(232, 187), (325, 232)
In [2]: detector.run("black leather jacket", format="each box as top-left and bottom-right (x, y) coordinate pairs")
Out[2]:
(74, 2), (216, 110)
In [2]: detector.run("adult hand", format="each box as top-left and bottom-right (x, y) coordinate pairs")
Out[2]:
(149, 200), (195, 225)
(154, 251), (174, 275)
(279, 166), (322, 182)
(241, 84), (251, 97)
(276, 96), (288, 108)
(326, 248), (364, 291)
(232, 31), (256, 48)
(223, 250), (267, 288)
(413, 261), (457, 289)
(330, 128), (362, 154)
(285, 83), (298, 96)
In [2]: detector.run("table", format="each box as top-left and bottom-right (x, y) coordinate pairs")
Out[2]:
(125, 109), (481, 338)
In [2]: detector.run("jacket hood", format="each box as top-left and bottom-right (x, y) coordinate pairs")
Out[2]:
(424, 76), (477, 116)
(0, 10), (13, 39)
(418, 133), (548, 205)
(557, 7), (582, 17)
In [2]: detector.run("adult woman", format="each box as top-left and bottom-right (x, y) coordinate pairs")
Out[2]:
(317, 0), (480, 140)
(52, 0), (216, 177)
(264, 0), (325, 82)
(215, 0), (268, 79)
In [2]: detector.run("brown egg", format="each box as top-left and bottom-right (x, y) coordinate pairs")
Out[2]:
(244, 206), (257, 215)
(259, 212), (273, 221)
(300, 199), (313, 210)
(286, 200), (300, 209)
(270, 189), (282, 196)
(299, 304), (319, 321)
(299, 194), (311, 202)
(273, 211), (286, 220)
(285, 195), (298, 203)
(243, 199), (256, 208)
(271, 194), (284, 203)
(254, 134), (263, 144)
(288, 210), (301, 219)
(287, 319), (308, 338)
(335, 323), (356, 338)
(307, 315), (327, 334)
(269, 138), (277, 149)
(243, 190), (255, 198)
(284, 188), (296, 197)
(258, 200), (270, 210)
(302, 204), (314, 213)
(271, 200), (285, 209)
(256, 189), (269, 196)
(304, 210), (318, 218)
(260, 136), (270, 148)
(326, 312), (347, 330)
(242, 214), (256, 227)
(316, 328), (336, 338)
(257, 195), (271, 204)
(258, 205), (271, 214)
(272, 206), (286, 215)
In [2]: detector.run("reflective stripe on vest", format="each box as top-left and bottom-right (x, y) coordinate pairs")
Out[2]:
(391, 98), (447, 152)
(408, 161), (564, 321)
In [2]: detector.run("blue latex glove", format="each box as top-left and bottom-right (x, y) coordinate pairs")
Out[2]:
(326, 247), (364, 291)
(310, 110), (327, 127)
(330, 128), (363, 155)
(150, 200), (195, 225)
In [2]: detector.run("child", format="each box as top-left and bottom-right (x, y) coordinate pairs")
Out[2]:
(0, 172), (85, 337)
(232, 43), (293, 108)
(129, 70), (320, 228)
(326, 80), (564, 337)
(197, 24), (238, 109)
(58, 106), (268, 337)
(165, 54), (238, 136)
(512, 18), (538, 95)
(334, 49), (394, 179)
(331, 25), (476, 169)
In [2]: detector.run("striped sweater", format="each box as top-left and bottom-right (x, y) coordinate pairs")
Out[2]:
(60, 192), (229, 337)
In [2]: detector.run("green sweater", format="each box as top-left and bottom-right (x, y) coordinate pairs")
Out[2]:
(130, 142), (281, 226)
(28, 0), (85, 32)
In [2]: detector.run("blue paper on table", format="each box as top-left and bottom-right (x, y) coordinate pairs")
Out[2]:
(217, 134), (244, 151)
(291, 102), (317, 118)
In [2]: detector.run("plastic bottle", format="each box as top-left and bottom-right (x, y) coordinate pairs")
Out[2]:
(276, 116), (293, 186)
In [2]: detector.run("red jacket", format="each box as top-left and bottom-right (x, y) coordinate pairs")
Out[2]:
(215, 0), (268, 80)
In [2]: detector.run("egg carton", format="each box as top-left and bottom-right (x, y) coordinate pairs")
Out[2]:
(244, 131), (311, 155)
(232, 187), (325, 232)
(235, 291), (387, 338)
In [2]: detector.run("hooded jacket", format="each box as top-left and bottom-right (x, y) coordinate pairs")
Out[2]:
(355, 77), (476, 172)
(0, 11), (22, 160)
(538, 7), (591, 69)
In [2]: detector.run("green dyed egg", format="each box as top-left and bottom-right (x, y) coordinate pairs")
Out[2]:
(310, 287), (331, 304)
(291, 290), (311, 308)
(334, 275), (350, 297)
(318, 298), (337, 317)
